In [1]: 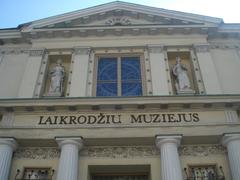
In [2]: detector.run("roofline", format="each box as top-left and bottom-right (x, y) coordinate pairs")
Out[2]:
(20, 1), (223, 31)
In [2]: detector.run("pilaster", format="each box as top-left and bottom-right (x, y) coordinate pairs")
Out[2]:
(18, 48), (45, 98)
(69, 47), (91, 97)
(194, 44), (222, 94)
(148, 45), (169, 95)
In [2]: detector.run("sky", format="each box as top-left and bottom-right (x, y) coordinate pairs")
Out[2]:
(1, 0), (239, 29)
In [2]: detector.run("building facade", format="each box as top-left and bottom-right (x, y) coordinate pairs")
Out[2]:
(0, 1), (240, 180)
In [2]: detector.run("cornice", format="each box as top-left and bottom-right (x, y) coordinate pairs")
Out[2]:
(0, 95), (240, 112)
(21, 1), (222, 31)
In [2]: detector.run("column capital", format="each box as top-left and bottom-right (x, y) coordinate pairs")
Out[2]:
(147, 44), (165, 53)
(29, 48), (45, 57)
(193, 44), (210, 53)
(222, 133), (240, 146)
(155, 135), (182, 149)
(73, 47), (91, 55)
(0, 138), (18, 151)
(55, 137), (83, 150)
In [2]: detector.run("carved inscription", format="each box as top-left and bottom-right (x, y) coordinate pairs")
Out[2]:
(38, 112), (200, 125)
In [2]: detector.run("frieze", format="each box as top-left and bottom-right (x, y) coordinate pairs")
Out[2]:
(14, 147), (60, 159)
(179, 145), (226, 156)
(13, 145), (227, 159)
(80, 146), (159, 158)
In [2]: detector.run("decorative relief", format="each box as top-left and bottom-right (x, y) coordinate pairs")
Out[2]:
(105, 16), (131, 26)
(29, 49), (45, 56)
(80, 146), (159, 158)
(14, 148), (60, 159)
(194, 45), (210, 53)
(13, 145), (226, 159)
(179, 145), (226, 156)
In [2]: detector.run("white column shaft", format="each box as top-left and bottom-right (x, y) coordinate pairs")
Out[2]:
(57, 143), (79, 180)
(56, 137), (83, 180)
(222, 134), (240, 180)
(161, 142), (183, 180)
(0, 145), (13, 180)
(0, 138), (17, 180)
(156, 136), (183, 180)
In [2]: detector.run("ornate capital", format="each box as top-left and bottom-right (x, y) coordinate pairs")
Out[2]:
(148, 45), (164, 54)
(29, 49), (45, 56)
(56, 137), (84, 150)
(222, 133), (240, 146)
(0, 138), (18, 151)
(155, 135), (182, 149)
(74, 47), (91, 55)
(194, 44), (210, 53)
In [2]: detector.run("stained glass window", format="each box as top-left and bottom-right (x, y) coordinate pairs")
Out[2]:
(96, 56), (142, 96)
(97, 58), (118, 96)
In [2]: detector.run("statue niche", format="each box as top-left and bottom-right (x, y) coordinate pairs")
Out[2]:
(172, 56), (194, 94)
(48, 59), (65, 97)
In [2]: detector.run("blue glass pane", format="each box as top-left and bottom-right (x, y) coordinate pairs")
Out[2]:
(121, 57), (141, 80)
(122, 82), (142, 96)
(97, 58), (117, 80)
(97, 83), (117, 96)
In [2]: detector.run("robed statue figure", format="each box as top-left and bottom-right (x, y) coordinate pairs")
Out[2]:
(172, 56), (192, 92)
(48, 59), (65, 96)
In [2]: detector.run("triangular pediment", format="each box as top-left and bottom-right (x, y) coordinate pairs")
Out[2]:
(21, 1), (223, 32)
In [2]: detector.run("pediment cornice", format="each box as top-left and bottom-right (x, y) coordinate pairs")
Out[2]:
(20, 1), (223, 32)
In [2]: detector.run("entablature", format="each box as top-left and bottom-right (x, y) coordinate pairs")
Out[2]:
(0, 95), (240, 113)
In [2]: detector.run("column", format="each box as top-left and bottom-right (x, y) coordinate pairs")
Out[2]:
(194, 44), (222, 94)
(155, 135), (183, 180)
(69, 47), (91, 97)
(148, 45), (169, 95)
(18, 48), (45, 98)
(222, 133), (240, 180)
(0, 138), (17, 180)
(56, 137), (83, 180)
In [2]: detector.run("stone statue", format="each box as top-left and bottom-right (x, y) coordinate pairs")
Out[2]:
(172, 56), (192, 92)
(48, 59), (65, 96)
